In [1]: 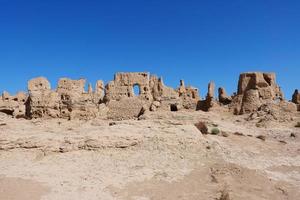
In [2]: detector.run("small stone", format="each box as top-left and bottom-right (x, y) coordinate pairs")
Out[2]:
(109, 122), (117, 126)
(256, 135), (266, 141)
(234, 132), (244, 136)
(290, 133), (296, 138)
(221, 132), (229, 137)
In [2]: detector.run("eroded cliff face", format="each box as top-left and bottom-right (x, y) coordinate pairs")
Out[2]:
(0, 72), (298, 120)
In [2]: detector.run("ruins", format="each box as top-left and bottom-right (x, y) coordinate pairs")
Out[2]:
(0, 72), (298, 120)
(292, 89), (300, 111)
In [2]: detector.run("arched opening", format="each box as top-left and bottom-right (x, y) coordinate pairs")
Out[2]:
(170, 104), (178, 112)
(133, 84), (140, 96)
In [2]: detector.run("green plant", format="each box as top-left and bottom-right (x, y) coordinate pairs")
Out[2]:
(211, 128), (220, 135)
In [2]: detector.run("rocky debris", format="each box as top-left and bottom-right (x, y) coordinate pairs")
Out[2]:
(247, 102), (297, 124)
(256, 135), (266, 141)
(218, 87), (232, 105)
(150, 101), (161, 111)
(279, 140), (287, 144)
(221, 132), (229, 137)
(290, 133), (296, 137)
(234, 132), (244, 136)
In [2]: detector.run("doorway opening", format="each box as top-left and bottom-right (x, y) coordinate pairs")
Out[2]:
(133, 84), (140, 96)
(170, 104), (178, 112)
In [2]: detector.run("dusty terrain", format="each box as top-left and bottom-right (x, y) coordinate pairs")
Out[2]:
(0, 109), (300, 200)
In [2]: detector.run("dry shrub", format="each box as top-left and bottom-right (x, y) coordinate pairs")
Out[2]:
(194, 121), (208, 134)
(219, 188), (230, 200)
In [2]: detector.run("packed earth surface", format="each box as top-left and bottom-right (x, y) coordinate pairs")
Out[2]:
(0, 109), (300, 200)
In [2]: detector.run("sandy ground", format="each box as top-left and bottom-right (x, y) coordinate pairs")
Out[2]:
(0, 110), (299, 200)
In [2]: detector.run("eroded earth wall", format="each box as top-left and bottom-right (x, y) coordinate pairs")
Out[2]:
(0, 71), (298, 120)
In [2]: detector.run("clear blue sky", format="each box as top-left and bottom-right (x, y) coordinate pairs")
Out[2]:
(0, 0), (299, 99)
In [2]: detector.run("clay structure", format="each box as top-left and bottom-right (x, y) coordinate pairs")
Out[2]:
(0, 72), (298, 120)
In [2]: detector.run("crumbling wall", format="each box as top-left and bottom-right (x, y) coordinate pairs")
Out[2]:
(149, 75), (181, 111)
(178, 80), (200, 110)
(56, 78), (105, 120)
(197, 81), (219, 111)
(26, 77), (105, 120)
(232, 72), (293, 114)
(104, 72), (153, 119)
(27, 77), (60, 118)
(105, 72), (152, 101)
(0, 91), (27, 118)
(104, 73), (200, 119)
(1, 72), (201, 120)
(218, 87), (232, 105)
(1, 71), (297, 120)
(292, 89), (300, 111)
